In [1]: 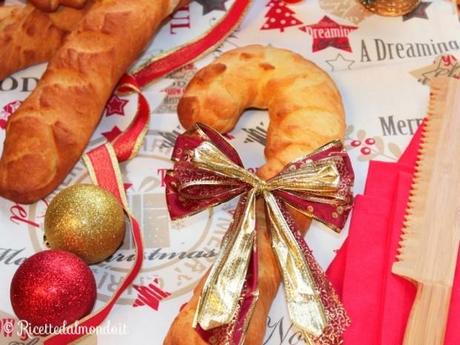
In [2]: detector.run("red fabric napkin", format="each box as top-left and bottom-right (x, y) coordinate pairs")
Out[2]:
(379, 171), (416, 345)
(445, 251), (460, 345)
(326, 121), (460, 345)
(341, 195), (392, 345)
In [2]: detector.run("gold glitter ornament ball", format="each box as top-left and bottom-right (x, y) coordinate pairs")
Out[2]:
(44, 184), (125, 264)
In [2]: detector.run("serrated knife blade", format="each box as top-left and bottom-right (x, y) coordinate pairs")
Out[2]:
(392, 77), (460, 345)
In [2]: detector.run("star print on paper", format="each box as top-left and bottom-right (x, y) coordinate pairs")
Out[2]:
(102, 126), (122, 142)
(326, 53), (355, 71)
(105, 95), (128, 117)
(299, 16), (358, 53)
(195, 0), (229, 15)
(132, 278), (171, 310)
(403, 1), (431, 21)
(410, 55), (460, 85)
(260, 0), (304, 32)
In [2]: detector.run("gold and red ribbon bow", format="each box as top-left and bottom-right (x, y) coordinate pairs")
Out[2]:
(166, 124), (354, 345)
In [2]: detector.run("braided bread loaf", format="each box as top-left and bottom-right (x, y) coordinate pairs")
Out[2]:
(165, 45), (346, 345)
(0, 0), (184, 203)
(0, 3), (91, 81)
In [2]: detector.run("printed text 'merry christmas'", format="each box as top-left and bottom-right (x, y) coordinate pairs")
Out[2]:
(379, 115), (423, 136)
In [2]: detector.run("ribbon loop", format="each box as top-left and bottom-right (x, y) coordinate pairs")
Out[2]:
(192, 141), (264, 189)
(267, 162), (340, 193)
(166, 123), (354, 345)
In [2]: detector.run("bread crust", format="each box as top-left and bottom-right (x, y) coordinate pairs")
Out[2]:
(0, 0), (180, 203)
(0, 0), (190, 81)
(165, 45), (346, 345)
(29, 0), (88, 12)
(0, 3), (91, 81)
(178, 45), (346, 179)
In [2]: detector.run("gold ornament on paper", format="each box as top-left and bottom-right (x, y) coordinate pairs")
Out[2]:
(320, 0), (373, 24)
(44, 184), (125, 264)
(359, 0), (421, 16)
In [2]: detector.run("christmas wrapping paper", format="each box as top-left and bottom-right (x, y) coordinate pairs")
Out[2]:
(0, 0), (459, 344)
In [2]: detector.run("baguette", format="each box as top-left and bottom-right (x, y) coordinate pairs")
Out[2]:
(0, 3), (91, 81)
(0, 0), (185, 203)
(165, 45), (346, 345)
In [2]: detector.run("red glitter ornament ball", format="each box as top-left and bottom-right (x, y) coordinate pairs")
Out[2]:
(10, 250), (96, 329)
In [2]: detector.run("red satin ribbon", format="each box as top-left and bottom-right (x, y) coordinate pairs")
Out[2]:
(126, 0), (251, 89)
(44, 0), (251, 342)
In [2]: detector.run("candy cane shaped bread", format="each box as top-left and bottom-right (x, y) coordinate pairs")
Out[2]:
(165, 45), (346, 345)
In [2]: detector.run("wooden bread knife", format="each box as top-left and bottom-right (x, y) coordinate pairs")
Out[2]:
(392, 77), (460, 345)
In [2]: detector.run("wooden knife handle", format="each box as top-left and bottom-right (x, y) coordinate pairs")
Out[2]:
(403, 283), (452, 345)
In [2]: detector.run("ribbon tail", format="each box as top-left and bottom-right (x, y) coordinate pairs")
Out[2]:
(263, 191), (327, 339)
(112, 78), (150, 162)
(194, 189), (258, 331)
(45, 143), (144, 345)
(44, 78), (149, 344)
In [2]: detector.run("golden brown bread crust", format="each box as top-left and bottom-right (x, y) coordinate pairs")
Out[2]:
(0, 0), (190, 81)
(166, 45), (346, 345)
(29, 0), (189, 13)
(29, 0), (88, 12)
(0, 5), (19, 21)
(178, 45), (346, 179)
(0, 0), (184, 203)
(0, 3), (91, 81)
